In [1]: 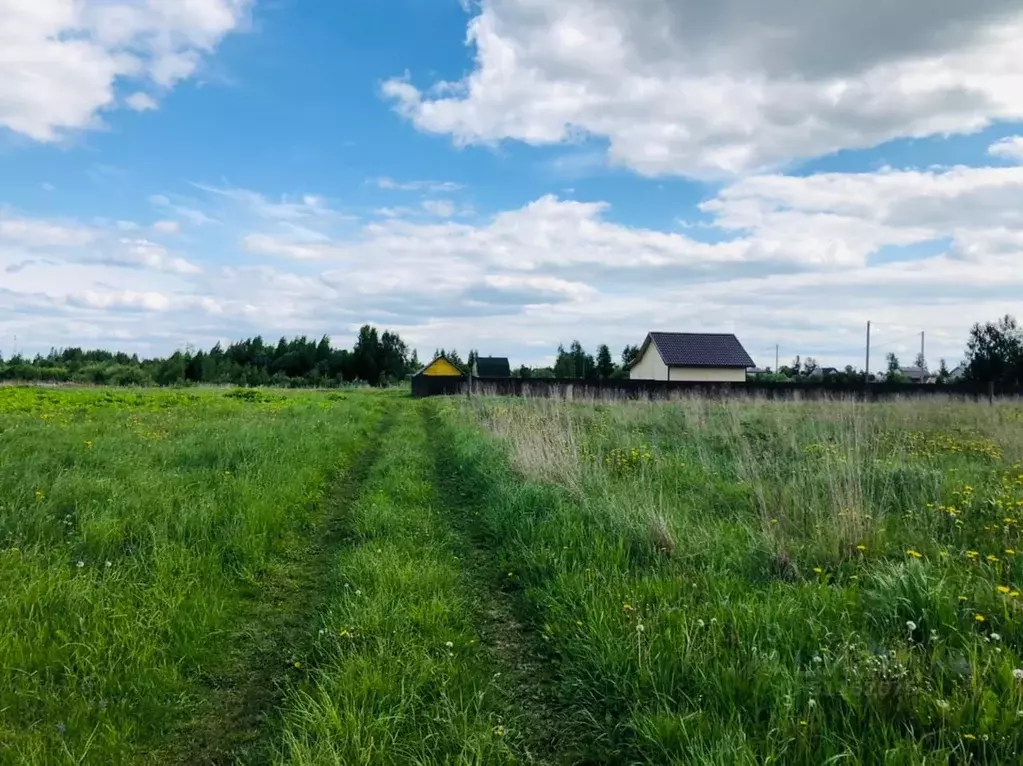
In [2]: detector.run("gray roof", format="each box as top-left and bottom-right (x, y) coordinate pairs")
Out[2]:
(642, 332), (755, 369)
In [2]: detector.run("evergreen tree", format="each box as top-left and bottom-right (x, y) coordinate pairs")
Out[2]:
(596, 344), (614, 379)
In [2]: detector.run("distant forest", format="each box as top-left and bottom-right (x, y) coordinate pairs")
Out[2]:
(1, 314), (1021, 387)
(0, 326), (419, 388)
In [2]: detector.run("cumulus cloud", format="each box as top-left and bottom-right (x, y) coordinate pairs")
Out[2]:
(384, 0), (1023, 176)
(125, 92), (159, 112)
(0, 212), (97, 246)
(990, 136), (1023, 162)
(7, 165), (1023, 367)
(0, 0), (249, 141)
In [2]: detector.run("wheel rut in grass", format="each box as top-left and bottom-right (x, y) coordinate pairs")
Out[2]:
(421, 401), (563, 765)
(166, 403), (398, 766)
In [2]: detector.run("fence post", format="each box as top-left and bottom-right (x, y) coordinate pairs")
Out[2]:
(988, 381), (995, 407)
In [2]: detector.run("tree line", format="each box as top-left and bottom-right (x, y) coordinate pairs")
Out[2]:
(0, 326), (420, 388)
(435, 342), (641, 381)
(2, 314), (1022, 388)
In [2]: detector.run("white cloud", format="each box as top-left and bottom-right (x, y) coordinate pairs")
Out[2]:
(125, 92), (158, 112)
(371, 177), (464, 192)
(384, 0), (1023, 176)
(422, 199), (457, 218)
(149, 193), (219, 226)
(0, 212), (96, 246)
(0, 0), (249, 141)
(242, 233), (342, 261)
(8, 165), (1023, 367)
(152, 220), (181, 234)
(111, 238), (203, 274)
(989, 136), (1023, 162)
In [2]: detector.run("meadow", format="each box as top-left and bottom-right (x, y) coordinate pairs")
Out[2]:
(2, 386), (1022, 763)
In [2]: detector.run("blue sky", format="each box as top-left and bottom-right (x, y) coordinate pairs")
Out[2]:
(3, 0), (1023, 372)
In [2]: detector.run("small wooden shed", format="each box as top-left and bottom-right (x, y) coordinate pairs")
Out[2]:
(471, 357), (511, 378)
(411, 354), (466, 397)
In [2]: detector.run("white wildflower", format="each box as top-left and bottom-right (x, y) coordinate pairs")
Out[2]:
(1013, 668), (1023, 681)
(445, 641), (454, 649)
(906, 620), (917, 632)
(76, 560), (85, 568)
(991, 633), (1002, 642)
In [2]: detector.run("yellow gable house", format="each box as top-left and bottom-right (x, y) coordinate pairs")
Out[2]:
(411, 354), (467, 397)
(419, 356), (464, 377)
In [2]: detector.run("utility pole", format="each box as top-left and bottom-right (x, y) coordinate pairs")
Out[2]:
(920, 331), (925, 367)
(865, 321), (871, 382)
(775, 344), (779, 373)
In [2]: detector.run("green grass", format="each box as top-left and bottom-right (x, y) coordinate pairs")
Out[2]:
(275, 399), (521, 764)
(440, 396), (1023, 763)
(5, 386), (1023, 763)
(0, 387), (385, 763)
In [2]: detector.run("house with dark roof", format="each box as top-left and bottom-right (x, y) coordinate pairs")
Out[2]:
(472, 356), (511, 378)
(899, 366), (929, 384)
(628, 332), (755, 382)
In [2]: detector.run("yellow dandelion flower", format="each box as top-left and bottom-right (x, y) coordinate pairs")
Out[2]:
(623, 603), (635, 612)
(770, 518), (779, 525)
(959, 595), (969, 602)
(975, 614), (986, 622)
(987, 554), (999, 563)
(998, 586), (1011, 594)
(1011, 591), (1021, 598)
(963, 733), (977, 741)
(906, 549), (923, 559)
(1006, 549), (1016, 556)
(967, 550), (980, 559)
(799, 720), (808, 726)
(856, 545), (867, 552)
(813, 567), (823, 574)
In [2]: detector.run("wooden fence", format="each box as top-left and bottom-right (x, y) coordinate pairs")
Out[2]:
(412, 376), (1013, 402)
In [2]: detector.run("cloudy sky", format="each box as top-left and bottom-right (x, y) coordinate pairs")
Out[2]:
(3, 0), (1023, 371)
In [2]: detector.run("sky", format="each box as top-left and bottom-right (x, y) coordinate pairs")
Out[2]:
(3, 0), (1023, 372)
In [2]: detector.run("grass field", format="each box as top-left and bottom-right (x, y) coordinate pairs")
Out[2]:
(2, 387), (1023, 764)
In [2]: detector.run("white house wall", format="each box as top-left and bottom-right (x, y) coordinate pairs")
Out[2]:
(668, 366), (747, 382)
(629, 344), (669, 380)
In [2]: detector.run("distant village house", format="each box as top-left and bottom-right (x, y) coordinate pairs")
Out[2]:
(471, 356), (511, 378)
